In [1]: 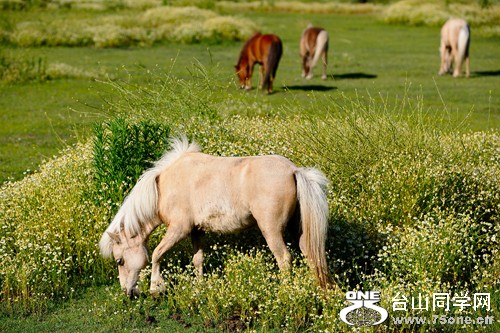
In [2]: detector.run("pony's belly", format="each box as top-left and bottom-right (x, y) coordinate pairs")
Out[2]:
(195, 206), (254, 234)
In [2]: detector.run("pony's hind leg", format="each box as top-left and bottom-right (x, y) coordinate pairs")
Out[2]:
(262, 229), (292, 271)
(191, 229), (205, 277)
(150, 224), (190, 295)
(259, 65), (265, 89)
(256, 213), (293, 270)
(321, 51), (328, 80)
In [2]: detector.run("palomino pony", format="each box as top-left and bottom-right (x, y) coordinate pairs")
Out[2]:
(300, 26), (329, 80)
(439, 18), (470, 78)
(235, 33), (283, 94)
(100, 137), (330, 297)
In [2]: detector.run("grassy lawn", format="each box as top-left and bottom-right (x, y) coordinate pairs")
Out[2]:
(0, 7), (499, 332)
(0, 285), (222, 333)
(1, 12), (499, 182)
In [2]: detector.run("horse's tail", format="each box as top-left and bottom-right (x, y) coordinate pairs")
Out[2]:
(310, 29), (328, 70)
(264, 38), (283, 91)
(457, 23), (470, 68)
(294, 167), (330, 288)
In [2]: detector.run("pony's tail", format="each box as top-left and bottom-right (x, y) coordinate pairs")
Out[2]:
(456, 24), (470, 75)
(295, 167), (330, 288)
(264, 39), (283, 92)
(310, 30), (328, 70)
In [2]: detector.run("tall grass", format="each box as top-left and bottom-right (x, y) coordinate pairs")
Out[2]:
(0, 67), (498, 331)
(1, 6), (257, 47)
(383, 0), (500, 36)
(215, 1), (384, 14)
(0, 53), (105, 84)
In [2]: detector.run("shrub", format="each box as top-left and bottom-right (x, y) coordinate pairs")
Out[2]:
(0, 55), (47, 84)
(92, 118), (170, 208)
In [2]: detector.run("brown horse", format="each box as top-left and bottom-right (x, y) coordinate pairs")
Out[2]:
(100, 136), (330, 297)
(300, 26), (329, 80)
(235, 33), (283, 94)
(439, 18), (470, 78)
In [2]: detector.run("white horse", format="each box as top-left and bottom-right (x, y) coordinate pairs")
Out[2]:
(99, 137), (331, 297)
(300, 25), (329, 80)
(439, 18), (470, 78)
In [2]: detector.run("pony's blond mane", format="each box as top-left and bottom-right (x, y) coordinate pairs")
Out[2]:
(99, 136), (201, 258)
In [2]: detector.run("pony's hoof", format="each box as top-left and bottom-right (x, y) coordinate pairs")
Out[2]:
(305, 74), (313, 80)
(125, 286), (140, 299)
(321, 75), (327, 80)
(150, 281), (166, 297)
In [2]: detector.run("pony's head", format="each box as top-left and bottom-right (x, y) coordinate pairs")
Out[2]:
(100, 222), (149, 298)
(235, 61), (250, 90)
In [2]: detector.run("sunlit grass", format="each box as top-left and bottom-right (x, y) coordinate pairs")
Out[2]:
(1, 67), (498, 331)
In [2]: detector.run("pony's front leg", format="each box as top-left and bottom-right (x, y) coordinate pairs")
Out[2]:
(438, 44), (449, 75)
(150, 226), (189, 295)
(245, 64), (254, 90)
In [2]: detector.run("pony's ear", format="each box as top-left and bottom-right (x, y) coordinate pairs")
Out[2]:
(119, 221), (126, 238)
(107, 232), (121, 244)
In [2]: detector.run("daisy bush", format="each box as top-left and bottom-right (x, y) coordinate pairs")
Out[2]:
(0, 67), (498, 331)
(0, 143), (113, 314)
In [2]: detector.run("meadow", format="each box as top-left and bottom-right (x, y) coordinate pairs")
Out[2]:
(1, 1), (499, 332)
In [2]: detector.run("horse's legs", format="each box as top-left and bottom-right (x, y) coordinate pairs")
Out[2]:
(302, 53), (310, 78)
(439, 43), (448, 75)
(191, 229), (205, 277)
(321, 50), (328, 80)
(305, 54), (314, 80)
(150, 225), (190, 294)
(465, 55), (470, 78)
(262, 229), (292, 271)
(259, 65), (265, 89)
(245, 63), (254, 90)
(256, 212), (292, 270)
(451, 44), (461, 77)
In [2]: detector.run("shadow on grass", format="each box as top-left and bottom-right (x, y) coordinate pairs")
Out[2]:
(472, 70), (500, 77)
(284, 85), (337, 92)
(332, 72), (377, 80)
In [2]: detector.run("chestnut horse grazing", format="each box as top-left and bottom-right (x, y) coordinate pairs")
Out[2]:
(439, 18), (470, 78)
(235, 33), (283, 94)
(100, 137), (330, 297)
(300, 26), (329, 80)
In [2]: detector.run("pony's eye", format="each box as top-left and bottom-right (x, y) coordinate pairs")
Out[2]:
(116, 258), (124, 266)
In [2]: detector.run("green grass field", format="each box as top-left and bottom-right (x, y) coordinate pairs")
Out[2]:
(1, 11), (499, 182)
(1, 3), (499, 332)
